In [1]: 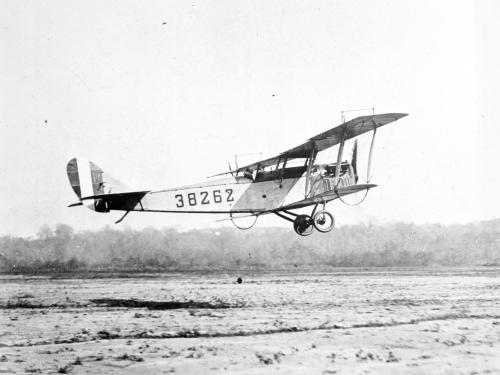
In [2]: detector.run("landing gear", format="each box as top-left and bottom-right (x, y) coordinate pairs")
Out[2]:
(293, 215), (314, 236)
(312, 210), (335, 233)
(275, 205), (335, 236)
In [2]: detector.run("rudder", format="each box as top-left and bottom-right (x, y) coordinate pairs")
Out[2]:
(66, 157), (129, 200)
(66, 158), (106, 199)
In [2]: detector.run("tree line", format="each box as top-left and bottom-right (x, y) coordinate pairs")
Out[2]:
(0, 219), (499, 273)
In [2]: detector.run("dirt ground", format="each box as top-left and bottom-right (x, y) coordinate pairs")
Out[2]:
(1, 268), (500, 374)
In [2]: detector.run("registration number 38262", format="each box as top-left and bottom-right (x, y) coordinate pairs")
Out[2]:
(174, 189), (234, 207)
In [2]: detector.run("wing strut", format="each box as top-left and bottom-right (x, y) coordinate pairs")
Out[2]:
(366, 122), (377, 183)
(304, 146), (318, 197)
(334, 127), (347, 190)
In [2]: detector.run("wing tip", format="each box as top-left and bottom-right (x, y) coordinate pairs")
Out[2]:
(389, 112), (409, 120)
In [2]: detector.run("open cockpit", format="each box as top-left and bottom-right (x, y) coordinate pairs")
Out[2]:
(235, 157), (355, 196)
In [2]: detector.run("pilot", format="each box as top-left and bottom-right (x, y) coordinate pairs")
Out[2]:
(319, 165), (327, 177)
(340, 166), (347, 176)
(311, 165), (326, 177)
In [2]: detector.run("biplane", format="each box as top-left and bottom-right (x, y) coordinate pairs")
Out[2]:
(67, 113), (407, 236)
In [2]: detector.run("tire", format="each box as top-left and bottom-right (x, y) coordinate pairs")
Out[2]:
(293, 215), (314, 236)
(313, 210), (335, 233)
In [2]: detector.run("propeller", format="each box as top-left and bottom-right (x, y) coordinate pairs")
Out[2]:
(351, 139), (359, 183)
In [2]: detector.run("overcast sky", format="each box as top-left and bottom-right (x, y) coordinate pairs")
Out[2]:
(1, 0), (499, 236)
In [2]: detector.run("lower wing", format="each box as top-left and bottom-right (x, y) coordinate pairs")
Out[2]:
(276, 184), (377, 211)
(217, 184), (377, 221)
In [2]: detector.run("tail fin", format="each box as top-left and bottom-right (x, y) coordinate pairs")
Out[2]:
(66, 157), (129, 199)
(67, 157), (136, 213)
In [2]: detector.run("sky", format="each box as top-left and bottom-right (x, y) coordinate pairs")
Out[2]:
(1, 0), (499, 236)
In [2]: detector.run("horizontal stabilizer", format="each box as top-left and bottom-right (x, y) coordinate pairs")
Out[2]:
(79, 191), (150, 201)
(76, 190), (150, 213)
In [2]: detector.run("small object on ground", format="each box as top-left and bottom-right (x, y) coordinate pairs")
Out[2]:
(57, 364), (72, 374)
(97, 330), (110, 339)
(237, 277), (242, 284)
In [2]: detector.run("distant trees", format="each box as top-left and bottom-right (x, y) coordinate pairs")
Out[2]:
(0, 219), (499, 273)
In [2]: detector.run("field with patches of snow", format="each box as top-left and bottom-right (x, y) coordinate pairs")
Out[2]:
(1, 268), (500, 374)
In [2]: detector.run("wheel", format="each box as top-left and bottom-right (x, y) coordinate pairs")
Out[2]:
(293, 215), (313, 236)
(313, 210), (335, 233)
(293, 215), (314, 236)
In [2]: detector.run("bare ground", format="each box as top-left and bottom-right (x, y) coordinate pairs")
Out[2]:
(1, 268), (500, 374)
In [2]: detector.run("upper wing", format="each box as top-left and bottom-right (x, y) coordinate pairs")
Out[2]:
(213, 113), (407, 176)
(286, 113), (407, 157)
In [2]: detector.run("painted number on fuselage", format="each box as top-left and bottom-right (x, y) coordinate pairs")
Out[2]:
(225, 188), (234, 202)
(188, 193), (196, 206)
(200, 191), (209, 205)
(174, 189), (234, 208)
(175, 194), (184, 208)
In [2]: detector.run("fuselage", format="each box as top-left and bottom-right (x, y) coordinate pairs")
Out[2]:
(66, 113), (407, 234)
(130, 163), (354, 214)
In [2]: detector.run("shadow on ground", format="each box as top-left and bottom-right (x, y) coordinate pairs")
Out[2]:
(90, 298), (241, 310)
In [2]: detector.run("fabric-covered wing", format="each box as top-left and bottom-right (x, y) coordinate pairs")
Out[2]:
(216, 113), (407, 175)
(276, 184), (377, 211)
(286, 113), (407, 157)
